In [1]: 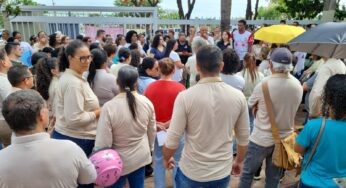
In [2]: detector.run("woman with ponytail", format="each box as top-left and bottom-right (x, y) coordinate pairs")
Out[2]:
(94, 66), (156, 188)
(35, 57), (59, 130)
(110, 48), (131, 78)
(87, 49), (119, 106)
(137, 57), (159, 94)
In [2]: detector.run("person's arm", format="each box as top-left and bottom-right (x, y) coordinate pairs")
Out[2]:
(94, 106), (113, 151)
(76, 145), (97, 184)
(63, 85), (98, 127)
(294, 122), (313, 155)
(163, 93), (187, 169)
(309, 69), (329, 118)
(247, 33), (254, 53)
(147, 102), (156, 152)
(174, 60), (184, 69)
(232, 96), (250, 176)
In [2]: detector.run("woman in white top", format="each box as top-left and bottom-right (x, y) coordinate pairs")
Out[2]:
(164, 39), (184, 82)
(220, 48), (245, 91)
(110, 48), (131, 78)
(94, 66), (156, 188)
(87, 48), (119, 106)
(36, 57), (60, 131)
(52, 40), (101, 158)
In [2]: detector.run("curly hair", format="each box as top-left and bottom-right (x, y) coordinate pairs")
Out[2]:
(321, 74), (346, 120)
(36, 58), (58, 100)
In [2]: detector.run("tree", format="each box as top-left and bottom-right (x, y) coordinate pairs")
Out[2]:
(253, 0), (260, 20)
(158, 7), (179, 20)
(220, 0), (231, 31)
(272, 0), (323, 20)
(176, 0), (196, 20)
(257, 5), (283, 20)
(245, 0), (252, 20)
(114, 0), (159, 7)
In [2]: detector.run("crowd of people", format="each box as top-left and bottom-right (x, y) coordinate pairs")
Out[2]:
(0, 19), (345, 188)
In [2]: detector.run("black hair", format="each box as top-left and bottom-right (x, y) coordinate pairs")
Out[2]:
(76, 34), (84, 41)
(128, 43), (139, 50)
(31, 52), (49, 75)
(164, 39), (177, 58)
(42, 47), (54, 54)
(90, 43), (101, 51)
(36, 57), (58, 100)
(196, 45), (223, 74)
(115, 36), (124, 46)
(155, 30), (163, 35)
(51, 48), (61, 58)
(58, 40), (86, 72)
(2, 89), (46, 132)
(151, 34), (162, 49)
(280, 20), (286, 24)
(222, 48), (240, 75)
(7, 37), (15, 43)
(0, 49), (6, 60)
(87, 49), (107, 88)
(164, 35), (171, 41)
(322, 74), (346, 120)
(117, 66), (139, 119)
(103, 44), (117, 57)
(29, 35), (37, 42)
(49, 33), (58, 48)
(130, 49), (141, 68)
(138, 57), (156, 77)
(4, 42), (20, 55)
(293, 21), (300, 26)
(125, 30), (138, 44)
(118, 48), (131, 63)
(82, 36), (91, 43)
(96, 29), (105, 37)
(238, 19), (247, 25)
(12, 31), (20, 38)
(8, 64), (30, 87)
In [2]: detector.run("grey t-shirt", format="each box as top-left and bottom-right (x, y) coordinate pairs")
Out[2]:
(220, 73), (245, 91)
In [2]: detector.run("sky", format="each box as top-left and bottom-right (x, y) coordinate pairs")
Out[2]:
(34, 0), (271, 18)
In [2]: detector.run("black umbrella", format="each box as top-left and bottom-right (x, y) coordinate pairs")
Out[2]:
(288, 22), (346, 58)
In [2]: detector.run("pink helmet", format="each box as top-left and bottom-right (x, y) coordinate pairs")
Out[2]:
(89, 149), (123, 187)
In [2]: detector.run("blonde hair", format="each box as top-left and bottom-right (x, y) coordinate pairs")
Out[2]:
(243, 53), (258, 83)
(158, 58), (175, 76)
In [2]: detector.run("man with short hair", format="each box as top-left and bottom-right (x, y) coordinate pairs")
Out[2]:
(163, 45), (249, 187)
(7, 64), (34, 91)
(5, 42), (22, 66)
(231, 19), (254, 65)
(1, 30), (10, 42)
(12, 31), (22, 42)
(176, 32), (192, 65)
(168, 29), (175, 40)
(193, 25), (214, 45)
(95, 29), (106, 46)
(0, 89), (97, 187)
(239, 48), (303, 187)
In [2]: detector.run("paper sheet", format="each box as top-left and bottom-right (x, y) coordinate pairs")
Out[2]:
(157, 131), (167, 147)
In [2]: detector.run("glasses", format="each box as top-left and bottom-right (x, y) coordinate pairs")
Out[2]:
(76, 55), (93, 63)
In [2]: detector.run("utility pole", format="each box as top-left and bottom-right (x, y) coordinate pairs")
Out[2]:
(321, 0), (337, 22)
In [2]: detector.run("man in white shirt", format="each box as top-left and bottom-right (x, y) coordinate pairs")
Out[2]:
(231, 20), (254, 64)
(0, 89), (97, 188)
(193, 25), (214, 45)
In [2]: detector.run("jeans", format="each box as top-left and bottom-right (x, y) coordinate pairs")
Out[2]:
(51, 130), (96, 188)
(51, 130), (95, 156)
(175, 168), (230, 188)
(154, 137), (184, 188)
(239, 141), (284, 188)
(108, 166), (145, 188)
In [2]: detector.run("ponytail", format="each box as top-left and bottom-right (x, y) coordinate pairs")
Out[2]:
(36, 57), (58, 100)
(125, 86), (137, 119)
(58, 40), (86, 72)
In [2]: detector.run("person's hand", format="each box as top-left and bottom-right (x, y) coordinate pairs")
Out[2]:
(94, 108), (101, 119)
(156, 122), (167, 132)
(231, 159), (243, 177)
(163, 157), (175, 169)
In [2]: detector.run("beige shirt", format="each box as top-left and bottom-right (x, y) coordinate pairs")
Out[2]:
(110, 63), (129, 78)
(0, 133), (96, 188)
(91, 69), (119, 106)
(165, 77), (250, 182)
(309, 58), (346, 116)
(47, 76), (59, 118)
(94, 92), (156, 175)
(55, 69), (99, 140)
(237, 69), (264, 100)
(248, 73), (303, 147)
(0, 73), (12, 121)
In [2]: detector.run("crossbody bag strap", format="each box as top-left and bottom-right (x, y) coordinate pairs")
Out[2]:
(303, 117), (326, 171)
(262, 81), (281, 144)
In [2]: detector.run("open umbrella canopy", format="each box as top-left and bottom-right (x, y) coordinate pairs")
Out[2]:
(288, 22), (346, 58)
(254, 25), (305, 44)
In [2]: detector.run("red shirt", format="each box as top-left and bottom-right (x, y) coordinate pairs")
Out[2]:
(144, 80), (185, 123)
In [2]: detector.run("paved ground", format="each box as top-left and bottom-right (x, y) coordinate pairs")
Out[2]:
(141, 104), (307, 188)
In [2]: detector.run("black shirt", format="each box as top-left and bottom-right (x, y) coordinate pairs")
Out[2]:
(176, 41), (192, 64)
(217, 41), (231, 51)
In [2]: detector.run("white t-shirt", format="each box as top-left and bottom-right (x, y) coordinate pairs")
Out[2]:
(293, 51), (307, 75)
(186, 55), (197, 86)
(232, 30), (253, 60)
(220, 73), (245, 91)
(193, 36), (214, 45)
(170, 51), (183, 82)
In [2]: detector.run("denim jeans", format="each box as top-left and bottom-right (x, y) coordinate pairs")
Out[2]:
(154, 136), (184, 188)
(108, 166), (145, 188)
(175, 168), (230, 188)
(51, 130), (95, 157)
(239, 141), (284, 188)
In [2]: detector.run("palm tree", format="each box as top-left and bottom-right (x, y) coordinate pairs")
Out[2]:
(220, 0), (231, 31)
(245, 0), (253, 20)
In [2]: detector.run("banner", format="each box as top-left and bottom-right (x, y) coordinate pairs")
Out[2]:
(85, 26), (124, 42)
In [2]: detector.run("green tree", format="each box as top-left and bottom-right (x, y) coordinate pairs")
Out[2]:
(158, 7), (179, 20)
(270, 0), (323, 19)
(257, 4), (283, 20)
(114, 0), (159, 7)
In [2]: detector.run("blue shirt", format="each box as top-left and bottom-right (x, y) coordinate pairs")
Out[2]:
(296, 118), (346, 187)
(150, 48), (165, 60)
(138, 76), (156, 94)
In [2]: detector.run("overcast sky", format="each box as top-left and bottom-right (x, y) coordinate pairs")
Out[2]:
(35, 0), (270, 18)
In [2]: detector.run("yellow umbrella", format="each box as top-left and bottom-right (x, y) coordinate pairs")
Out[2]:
(254, 25), (305, 44)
